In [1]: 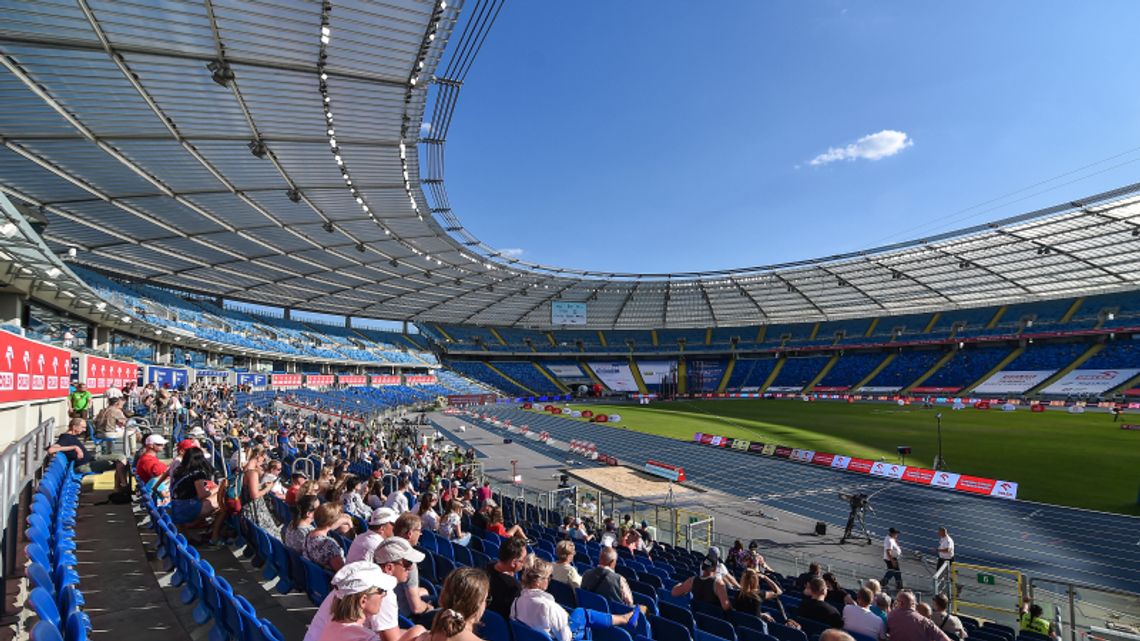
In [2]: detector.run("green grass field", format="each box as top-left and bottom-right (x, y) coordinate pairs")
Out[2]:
(559, 400), (1140, 515)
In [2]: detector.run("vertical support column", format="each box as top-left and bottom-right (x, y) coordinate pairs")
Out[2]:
(90, 327), (111, 353)
(0, 293), (26, 331)
(156, 343), (171, 365)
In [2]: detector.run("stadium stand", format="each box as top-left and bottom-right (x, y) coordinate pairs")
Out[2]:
(921, 345), (1014, 390)
(815, 352), (890, 389)
(768, 355), (832, 390)
(724, 358), (779, 391)
(863, 350), (944, 390)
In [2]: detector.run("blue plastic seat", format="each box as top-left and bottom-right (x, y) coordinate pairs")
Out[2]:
(594, 627), (635, 641)
(737, 627), (779, 641)
(648, 614), (693, 641)
(768, 622), (808, 641)
(547, 579), (577, 609)
(29, 588), (61, 629)
(30, 620), (63, 641)
(575, 588), (610, 613)
(301, 558), (333, 605)
(479, 609), (510, 641)
(694, 630), (734, 641)
(658, 600), (696, 633)
(695, 612), (736, 641)
(511, 618), (556, 641)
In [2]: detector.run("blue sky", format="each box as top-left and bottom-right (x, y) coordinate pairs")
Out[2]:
(439, 1), (1140, 274)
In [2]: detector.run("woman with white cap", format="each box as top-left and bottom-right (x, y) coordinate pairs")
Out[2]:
(311, 561), (396, 641)
(512, 558), (642, 641)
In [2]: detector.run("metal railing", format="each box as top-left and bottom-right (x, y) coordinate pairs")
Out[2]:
(1, 417), (58, 606)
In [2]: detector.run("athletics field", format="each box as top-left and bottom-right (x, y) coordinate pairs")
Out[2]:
(560, 399), (1140, 515)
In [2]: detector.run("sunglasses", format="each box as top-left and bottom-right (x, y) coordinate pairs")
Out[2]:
(400, 559), (414, 569)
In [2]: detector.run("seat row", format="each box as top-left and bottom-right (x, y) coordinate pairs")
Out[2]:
(25, 454), (88, 641)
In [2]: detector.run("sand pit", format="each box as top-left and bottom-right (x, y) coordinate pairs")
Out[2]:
(564, 465), (704, 507)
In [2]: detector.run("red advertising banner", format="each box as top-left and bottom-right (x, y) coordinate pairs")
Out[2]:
(338, 375), (367, 386)
(405, 374), (437, 385)
(82, 356), (138, 395)
(902, 467), (937, 484)
(305, 374), (334, 387)
(271, 373), (302, 388)
(811, 452), (836, 466)
(0, 332), (71, 404)
(953, 474), (997, 495)
(371, 375), (401, 386)
(846, 458), (875, 474)
(773, 446), (793, 459)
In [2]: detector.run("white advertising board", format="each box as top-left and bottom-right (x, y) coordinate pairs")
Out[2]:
(1041, 369), (1140, 395)
(974, 370), (1054, 394)
(546, 364), (584, 378)
(636, 361), (676, 387)
(589, 362), (639, 392)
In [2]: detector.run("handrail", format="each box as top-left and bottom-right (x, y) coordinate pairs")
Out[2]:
(1, 417), (57, 517)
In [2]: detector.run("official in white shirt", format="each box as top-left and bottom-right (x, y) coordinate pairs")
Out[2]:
(880, 527), (903, 590)
(937, 527), (955, 575)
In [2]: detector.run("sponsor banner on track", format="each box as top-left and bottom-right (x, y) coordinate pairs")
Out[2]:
(930, 471), (961, 489)
(693, 432), (704, 442)
(85, 356), (139, 394)
(953, 474), (997, 495)
(700, 434), (714, 444)
(590, 362), (640, 392)
(990, 480), (1018, 499)
(791, 449), (815, 463)
(846, 458), (875, 474)
(748, 442), (766, 453)
(761, 444), (777, 456)
(870, 461), (907, 479)
(902, 467), (936, 484)
(773, 446), (792, 459)
(1040, 369), (1140, 396)
(0, 333), (71, 403)
(830, 455), (852, 470)
(974, 370), (1055, 394)
(811, 452), (836, 466)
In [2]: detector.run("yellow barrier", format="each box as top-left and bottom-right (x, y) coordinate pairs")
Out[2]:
(951, 562), (1024, 617)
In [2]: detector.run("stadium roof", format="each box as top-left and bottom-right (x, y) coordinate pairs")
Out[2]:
(2, 1), (1140, 330)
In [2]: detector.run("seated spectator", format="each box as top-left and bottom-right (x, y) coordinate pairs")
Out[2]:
(930, 594), (967, 639)
(797, 576), (844, 629)
(417, 492), (440, 533)
(305, 561), (422, 641)
(671, 556), (730, 612)
(887, 591), (951, 641)
(486, 506), (526, 539)
(392, 514), (433, 618)
(47, 418), (129, 491)
(471, 500), (494, 531)
(347, 507), (398, 564)
(706, 547), (741, 590)
(581, 546), (635, 607)
(135, 434), (168, 484)
(823, 572), (852, 611)
(305, 503), (349, 572)
(872, 593), (891, 625)
(418, 567), (488, 641)
(167, 447), (223, 543)
(512, 558), (641, 641)
(438, 498), (470, 547)
(370, 537), (428, 640)
(342, 475), (374, 521)
(383, 473), (412, 513)
(1018, 599), (1057, 640)
(366, 477), (387, 511)
(733, 568), (782, 625)
(795, 562), (823, 592)
(285, 472), (308, 506)
(485, 536), (528, 622)
(168, 438), (199, 479)
(551, 540), (582, 589)
(284, 495), (320, 553)
(95, 397), (137, 453)
(728, 540), (747, 571)
(843, 588), (886, 640)
(315, 562), (396, 641)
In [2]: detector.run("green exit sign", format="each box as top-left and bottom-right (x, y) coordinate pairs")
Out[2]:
(977, 573), (996, 585)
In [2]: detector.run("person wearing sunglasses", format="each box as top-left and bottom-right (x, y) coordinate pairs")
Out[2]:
(317, 562), (396, 641)
(371, 537), (429, 641)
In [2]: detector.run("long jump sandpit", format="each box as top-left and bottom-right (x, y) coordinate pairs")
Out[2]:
(562, 465), (706, 509)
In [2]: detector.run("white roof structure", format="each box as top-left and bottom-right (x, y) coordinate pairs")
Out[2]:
(2, 0), (1140, 330)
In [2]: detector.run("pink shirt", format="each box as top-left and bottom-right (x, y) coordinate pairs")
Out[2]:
(316, 622), (378, 641)
(478, 486), (492, 502)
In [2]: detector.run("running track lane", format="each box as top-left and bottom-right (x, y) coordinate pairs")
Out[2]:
(464, 406), (1140, 594)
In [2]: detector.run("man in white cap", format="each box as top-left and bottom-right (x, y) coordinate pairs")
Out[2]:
(370, 537), (427, 641)
(303, 561), (409, 641)
(347, 507), (398, 564)
(135, 434), (169, 485)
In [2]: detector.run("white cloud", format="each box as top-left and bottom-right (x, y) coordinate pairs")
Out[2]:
(420, 122), (432, 136)
(808, 129), (913, 166)
(499, 248), (525, 258)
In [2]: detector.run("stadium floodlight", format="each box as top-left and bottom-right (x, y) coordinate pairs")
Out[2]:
(206, 60), (234, 86)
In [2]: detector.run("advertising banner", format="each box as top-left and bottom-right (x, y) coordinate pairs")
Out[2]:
(761, 444), (777, 456)
(773, 446), (792, 459)
(147, 366), (188, 389)
(767, 386), (804, 392)
(1040, 369), (1140, 396)
(305, 374), (334, 387)
(0, 332), (71, 404)
(84, 356), (139, 394)
(406, 374), (437, 385)
(953, 474), (997, 495)
(338, 375), (366, 386)
(636, 361), (676, 388)
(693, 432), (704, 442)
(974, 370), (1055, 394)
(846, 458), (875, 474)
(194, 369), (230, 381)
(902, 467), (936, 484)
(791, 449), (815, 463)
(236, 373), (268, 386)
(271, 373), (302, 388)
(589, 362), (639, 392)
(930, 471), (961, 489)
(748, 442), (766, 454)
(858, 386), (901, 393)
(869, 461), (907, 479)
(687, 360), (727, 393)
(371, 375), (401, 386)
(551, 301), (587, 326)
(989, 480), (1019, 499)
(811, 452), (836, 466)
(830, 455), (852, 470)
(547, 364), (584, 378)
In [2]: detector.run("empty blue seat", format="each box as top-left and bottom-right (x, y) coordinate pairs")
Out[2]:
(511, 619), (557, 641)
(695, 612), (736, 641)
(658, 600), (696, 632)
(575, 588), (610, 613)
(648, 614), (693, 641)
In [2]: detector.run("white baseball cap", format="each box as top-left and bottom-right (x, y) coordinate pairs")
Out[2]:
(331, 561), (397, 597)
(369, 507), (399, 526)
(373, 536), (425, 565)
(145, 434), (168, 446)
